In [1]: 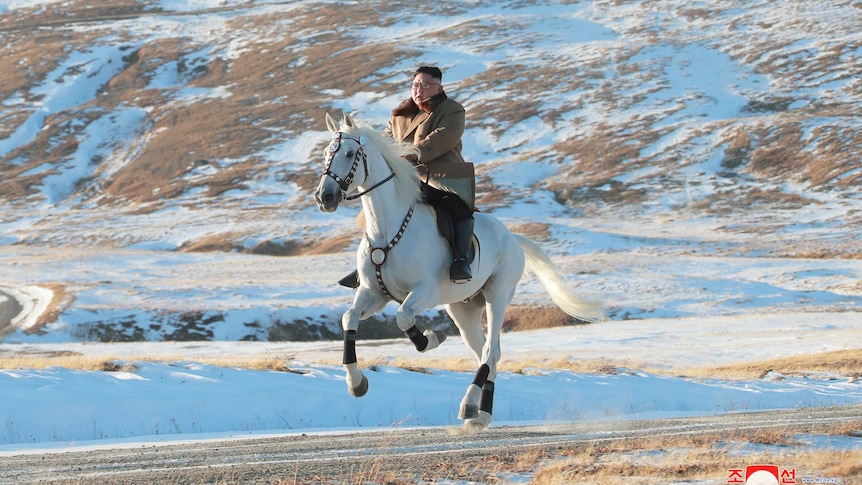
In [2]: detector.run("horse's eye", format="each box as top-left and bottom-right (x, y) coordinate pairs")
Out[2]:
(345, 151), (355, 158)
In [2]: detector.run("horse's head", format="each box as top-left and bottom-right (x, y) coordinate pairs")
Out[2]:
(315, 112), (421, 213)
(314, 113), (368, 212)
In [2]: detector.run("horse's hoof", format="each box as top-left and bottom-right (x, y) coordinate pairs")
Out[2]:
(459, 403), (478, 420)
(348, 374), (369, 397)
(421, 329), (447, 352)
(464, 411), (492, 430)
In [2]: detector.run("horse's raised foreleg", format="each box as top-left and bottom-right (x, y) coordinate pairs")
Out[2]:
(341, 289), (388, 397)
(342, 329), (367, 397)
(396, 285), (447, 353)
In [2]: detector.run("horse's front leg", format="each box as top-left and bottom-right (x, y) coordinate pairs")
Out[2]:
(396, 284), (447, 352)
(342, 288), (387, 397)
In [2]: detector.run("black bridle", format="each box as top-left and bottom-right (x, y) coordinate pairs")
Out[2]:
(321, 132), (395, 201)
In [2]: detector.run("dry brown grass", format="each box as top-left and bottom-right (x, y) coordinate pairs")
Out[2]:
(529, 450), (862, 485)
(772, 247), (862, 260)
(0, 351), (137, 372)
(5, 347), (859, 387)
(269, 420), (862, 484)
(509, 222), (552, 242)
(356, 355), (621, 377)
(0, 353), (325, 373)
(503, 304), (581, 331)
(679, 348), (862, 381)
(518, 419), (862, 484)
(252, 346), (846, 384)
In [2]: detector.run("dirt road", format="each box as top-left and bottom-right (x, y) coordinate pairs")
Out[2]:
(2, 405), (858, 484)
(0, 289), (22, 336)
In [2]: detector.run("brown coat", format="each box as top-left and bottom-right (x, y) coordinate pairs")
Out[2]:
(384, 93), (474, 208)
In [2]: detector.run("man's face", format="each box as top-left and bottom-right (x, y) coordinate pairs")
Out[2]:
(411, 73), (442, 106)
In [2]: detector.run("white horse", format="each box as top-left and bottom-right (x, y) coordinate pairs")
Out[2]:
(314, 113), (603, 430)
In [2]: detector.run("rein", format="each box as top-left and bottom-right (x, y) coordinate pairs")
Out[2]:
(345, 173), (394, 201)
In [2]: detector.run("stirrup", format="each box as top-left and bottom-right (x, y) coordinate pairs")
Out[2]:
(338, 270), (360, 289)
(450, 258), (472, 284)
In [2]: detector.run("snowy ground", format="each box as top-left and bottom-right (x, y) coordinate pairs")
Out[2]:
(0, 1), (860, 480)
(1, 248), (861, 452)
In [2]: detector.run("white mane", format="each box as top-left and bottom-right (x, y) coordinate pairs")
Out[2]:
(339, 119), (422, 209)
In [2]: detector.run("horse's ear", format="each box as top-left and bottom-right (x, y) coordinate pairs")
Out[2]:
(325, 112), (338, 133)
(342, 113), (356, 129)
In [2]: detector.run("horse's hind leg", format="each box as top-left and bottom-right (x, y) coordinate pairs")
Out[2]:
(460, 284), (518, 430)
(446, 294), (486, 359)
(445, 296), (491, 422)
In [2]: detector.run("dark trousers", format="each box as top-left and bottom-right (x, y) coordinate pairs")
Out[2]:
(421, 183), (473, 222)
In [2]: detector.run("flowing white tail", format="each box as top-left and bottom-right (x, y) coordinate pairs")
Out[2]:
(515, 235), (605, 323)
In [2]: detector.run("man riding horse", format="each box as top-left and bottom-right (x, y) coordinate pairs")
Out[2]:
(317, 111), (604, 429)
(339, 66), (475, 288)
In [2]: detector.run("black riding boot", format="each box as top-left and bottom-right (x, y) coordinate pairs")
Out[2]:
(450, 218), (474, 283)
(338, 270), (360, 289)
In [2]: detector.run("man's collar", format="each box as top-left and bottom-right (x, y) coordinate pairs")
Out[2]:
(418, 92), (448, 113)
(392, 92), (449, 117)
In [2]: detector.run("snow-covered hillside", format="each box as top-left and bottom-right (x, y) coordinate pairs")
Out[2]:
(1, 0), (860, 340)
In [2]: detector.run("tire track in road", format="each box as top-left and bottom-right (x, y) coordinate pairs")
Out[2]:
(1, 405), (859, 484)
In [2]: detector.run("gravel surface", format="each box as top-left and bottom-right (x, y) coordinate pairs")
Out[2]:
(2, 405), (859, 484)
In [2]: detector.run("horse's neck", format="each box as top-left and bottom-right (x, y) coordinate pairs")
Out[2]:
(360, 167), (414, 244)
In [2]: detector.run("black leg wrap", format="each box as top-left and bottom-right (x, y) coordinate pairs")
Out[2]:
(405, 325), (428, 352)
(480, 381), (495, 415)
(473, 363), (490, 387)
(343, 330), (357, 365)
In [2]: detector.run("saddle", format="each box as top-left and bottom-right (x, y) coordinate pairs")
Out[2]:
(427, 201), (477, 265)
(417, 161), (477, 265)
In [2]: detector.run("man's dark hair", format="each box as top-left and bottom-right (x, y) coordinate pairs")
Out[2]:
(415, 66), (443, 81)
